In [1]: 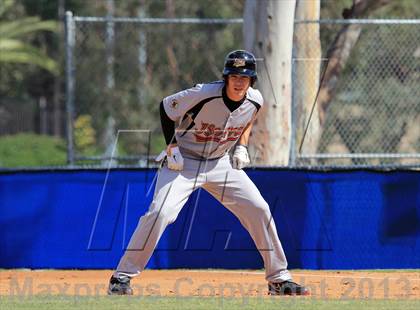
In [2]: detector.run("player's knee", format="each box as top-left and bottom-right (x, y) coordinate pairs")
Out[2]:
(146, 207), (177, 225)
(252, 200), (271, 219)
(158, 208), (179, 225)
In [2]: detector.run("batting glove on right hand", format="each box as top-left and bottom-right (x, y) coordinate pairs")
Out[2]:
(155, 145), (184, 171)
(232, 145), (250, 170)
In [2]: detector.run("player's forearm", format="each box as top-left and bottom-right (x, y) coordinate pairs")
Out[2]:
(238, 121), (253, 146)
(159, 101), (177, 146)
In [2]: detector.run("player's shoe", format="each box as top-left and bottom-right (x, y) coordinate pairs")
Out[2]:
(107, 276), (133, 295)
(268, 280), (310, 296)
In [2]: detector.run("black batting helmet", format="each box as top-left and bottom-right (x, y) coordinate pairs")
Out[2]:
(223, 50), (257, 85)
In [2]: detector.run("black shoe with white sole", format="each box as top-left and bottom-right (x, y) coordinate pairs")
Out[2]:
(108, 276), (133, 295)
(268, 281), (310, 296)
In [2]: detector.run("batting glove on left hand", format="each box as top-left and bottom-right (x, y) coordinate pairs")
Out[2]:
(155, 146), (184, 171)
(232, 145), (250, 170)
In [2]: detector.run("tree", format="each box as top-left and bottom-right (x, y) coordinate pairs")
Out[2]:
(244, 0), (296, 166)
(310, 0), (419, 165)
(317, 0), (392, 125)
(0, 0), (59, 75)
(293, 0), (321, 164)
(71, 0), (244, 158)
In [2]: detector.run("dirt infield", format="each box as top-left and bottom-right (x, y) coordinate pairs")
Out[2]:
(1, 270), (419, 300)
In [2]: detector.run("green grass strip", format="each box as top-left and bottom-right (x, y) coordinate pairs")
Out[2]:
(0, 296), (419, 310)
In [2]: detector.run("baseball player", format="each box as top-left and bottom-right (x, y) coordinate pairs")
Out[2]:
(108, 50), (309, 296)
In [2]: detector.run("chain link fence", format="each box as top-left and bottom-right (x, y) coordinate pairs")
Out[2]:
(65, 14), (420, 168)
(65, 13), (242, 167)
(293, 19), (420, 167)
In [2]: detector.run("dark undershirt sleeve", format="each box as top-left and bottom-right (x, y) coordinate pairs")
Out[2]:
(160, 101), (177, 145)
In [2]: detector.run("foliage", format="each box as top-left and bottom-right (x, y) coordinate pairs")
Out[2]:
(0, 0), (59, 75)
(71, 0), (244, 158)
(1, 0), (419, 167)
(316, 0), (420, 164)
(73, 115), (96, 154)
(0, 133), (66, 167)
(321, 0), (420, 19)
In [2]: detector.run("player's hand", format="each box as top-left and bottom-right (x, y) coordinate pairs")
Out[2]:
(232, 145), (250, 169)
(155, 145), (184, 171)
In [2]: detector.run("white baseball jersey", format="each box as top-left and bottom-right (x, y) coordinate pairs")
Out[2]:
(115, 81), (293, 286)
(162, 81), (263, 160)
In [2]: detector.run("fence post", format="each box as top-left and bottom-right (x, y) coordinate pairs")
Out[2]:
(289, 56), (297, 167)
(65, 11), (75, 165)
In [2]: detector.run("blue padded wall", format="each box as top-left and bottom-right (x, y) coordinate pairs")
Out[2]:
(0, 169), (419, 269)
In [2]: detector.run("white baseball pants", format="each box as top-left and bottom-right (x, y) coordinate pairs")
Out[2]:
(115, 155), (291, 283)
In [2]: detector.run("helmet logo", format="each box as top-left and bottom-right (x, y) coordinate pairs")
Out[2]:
(171, 100), (179, 109)
(233, 58), (246, 67)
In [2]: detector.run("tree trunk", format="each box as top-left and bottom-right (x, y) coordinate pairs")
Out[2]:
(293, 0), (321, 163)
(165, 0), (181, 84)
(137, 0), (147, 105)
(53, 0), (65, 137)
(105, 0), (115, 91)
(317, 0), (391, 125)
(244, 0), (296, 166)
(317, 25), (362, 125)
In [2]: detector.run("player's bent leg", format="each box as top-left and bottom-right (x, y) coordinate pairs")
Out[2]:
(204, 168), (290, 281)
(109, 166), (202, 295)
(113, 201), (181, 279)
(204, 160), (309, 295)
